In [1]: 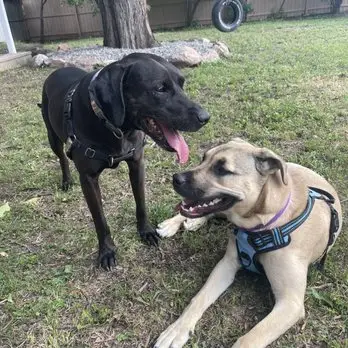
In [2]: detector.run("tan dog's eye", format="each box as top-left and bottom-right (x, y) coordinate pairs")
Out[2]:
(213, 160), (235, 176)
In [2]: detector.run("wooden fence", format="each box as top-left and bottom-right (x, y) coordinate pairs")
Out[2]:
(5, 0), (348, 42)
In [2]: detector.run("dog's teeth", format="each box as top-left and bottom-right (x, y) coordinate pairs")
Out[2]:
(203, 203), (208, 207)
(209, 201), (214, 206)
(189, 207), (194, 212)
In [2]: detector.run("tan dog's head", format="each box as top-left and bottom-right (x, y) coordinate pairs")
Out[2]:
(173, 138), (288, 218)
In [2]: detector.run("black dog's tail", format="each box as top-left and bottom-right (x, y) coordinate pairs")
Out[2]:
(37, 103), (42, 108)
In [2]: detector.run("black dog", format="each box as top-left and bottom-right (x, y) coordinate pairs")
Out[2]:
(40, 53), (209, 269)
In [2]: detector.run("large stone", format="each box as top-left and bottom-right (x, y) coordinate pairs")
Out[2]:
(169, 46), (202, 68)
(57, 43), (71, 52)
(31, 54), (51, 67)
(201, 50), (220, 63)
(50, 58), (76, 68)
(31, 47), (52, 57)
(213, 41), (230, 57)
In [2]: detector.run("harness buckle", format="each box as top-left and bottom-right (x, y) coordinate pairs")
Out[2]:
(85, 147), (96, 159)
(112, 128), (123, 139)
(248, 232), (268, 249)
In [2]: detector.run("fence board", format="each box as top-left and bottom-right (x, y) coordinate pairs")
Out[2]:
(6, 0), (348, 42)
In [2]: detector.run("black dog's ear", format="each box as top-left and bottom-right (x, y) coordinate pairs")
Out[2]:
(254, 148), (288, 185)
(89, 63), (128, 127)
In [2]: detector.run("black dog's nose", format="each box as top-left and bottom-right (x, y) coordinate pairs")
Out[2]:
(197, 110), (210, 124)
(173, 173), (186, 187)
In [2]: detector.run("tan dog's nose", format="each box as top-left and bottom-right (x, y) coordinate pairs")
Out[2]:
(173, 173), (186, 187)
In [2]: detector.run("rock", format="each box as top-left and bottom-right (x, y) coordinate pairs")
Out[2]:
(57, 43), (71, 52)
(31, 47), (52, 57)
(169, 46), (202, 68)
(213, 41), (230, 57)
(50, 58), (76, 68)
(201, 38), (211, 44)
(191, 38), (210, 45)
(31, 54), (51, 67)
(201, 50), (220, 63)
(50, 58), (66, 68)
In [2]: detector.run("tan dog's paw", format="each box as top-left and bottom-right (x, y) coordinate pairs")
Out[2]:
(156, 214), (186, 238)
(183, 216), (208, 231)
(232, 336), (254, 348)
(154, 319), (194, 348)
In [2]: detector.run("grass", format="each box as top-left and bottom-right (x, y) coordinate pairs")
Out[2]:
(1, 16), (348, 348)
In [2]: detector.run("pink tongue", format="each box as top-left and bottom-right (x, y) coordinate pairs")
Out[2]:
(159, 124), (189, 164)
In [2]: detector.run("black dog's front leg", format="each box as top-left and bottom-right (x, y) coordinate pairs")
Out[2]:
(127, 151), (159, 246)
(79, 172), (116, 270)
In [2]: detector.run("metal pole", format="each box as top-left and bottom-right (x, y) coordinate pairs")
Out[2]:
(0, 0), (16, 54)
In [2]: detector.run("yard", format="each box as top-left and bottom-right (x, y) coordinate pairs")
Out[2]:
(0, 17), (347, 348)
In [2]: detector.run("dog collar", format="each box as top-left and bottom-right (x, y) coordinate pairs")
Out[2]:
(88, 69), (124, 139)
(242, 193), (292, 232)
(233, 187), (339, 274)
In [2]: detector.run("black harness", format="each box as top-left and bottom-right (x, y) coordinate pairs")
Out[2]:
(63, 82), (144, 168)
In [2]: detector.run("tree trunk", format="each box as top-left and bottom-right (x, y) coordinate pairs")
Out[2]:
(95, 0), (155, 49)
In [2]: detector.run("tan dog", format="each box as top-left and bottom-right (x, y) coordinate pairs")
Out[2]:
(155, 138), (342, 348)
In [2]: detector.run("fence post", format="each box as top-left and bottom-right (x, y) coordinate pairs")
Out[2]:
(74, 5), (82, 38)
(0, 0), (16, 53)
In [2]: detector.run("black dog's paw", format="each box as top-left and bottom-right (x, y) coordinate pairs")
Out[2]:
(139, 226), (160, 247)
(61, 179), (73, 191)
(98, 247), (116, 271)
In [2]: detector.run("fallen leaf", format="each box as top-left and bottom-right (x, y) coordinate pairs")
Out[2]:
(23, 197), (40, 205)
(0, 202), (10, 218)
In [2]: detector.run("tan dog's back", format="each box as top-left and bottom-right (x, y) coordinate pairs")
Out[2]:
(277, 163), (342, 265)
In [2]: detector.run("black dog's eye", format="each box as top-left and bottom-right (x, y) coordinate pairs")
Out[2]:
(155, 84), (167, 93)
(213, 160), (235, 176)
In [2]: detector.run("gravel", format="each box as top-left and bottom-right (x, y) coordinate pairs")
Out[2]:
(49, 39), (218, 65)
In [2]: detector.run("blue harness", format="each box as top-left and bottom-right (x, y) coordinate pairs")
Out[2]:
(234, 187), (339, 274)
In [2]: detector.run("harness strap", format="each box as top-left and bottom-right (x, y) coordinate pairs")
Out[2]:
(90, 100), (124, 139)
(67, 138), (136, 168)
(63, 82), (143, 168)
(234, 187), (340, 274)
(308, 186), (340, 270)
(63, 82), (79, 140)
(89, 69), (124, 140)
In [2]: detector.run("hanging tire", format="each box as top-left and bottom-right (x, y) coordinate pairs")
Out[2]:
(212, 0), (244, 33)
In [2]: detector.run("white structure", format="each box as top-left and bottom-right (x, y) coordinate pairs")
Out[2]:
(0, 0), (16, 53)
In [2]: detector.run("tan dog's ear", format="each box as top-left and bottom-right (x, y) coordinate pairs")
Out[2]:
(254, 148), (288, 185)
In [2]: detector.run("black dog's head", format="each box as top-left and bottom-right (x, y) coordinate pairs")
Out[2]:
(88, 53), (209, 163)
